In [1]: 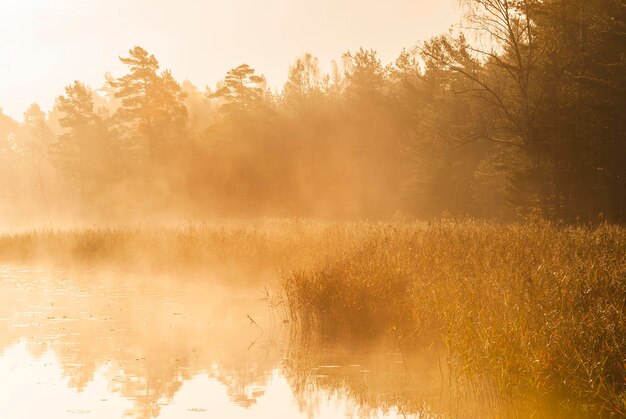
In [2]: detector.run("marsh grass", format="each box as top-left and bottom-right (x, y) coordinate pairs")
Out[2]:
(0, 220), (343, 275)
(0, 219), (624, 416)
(283, 220), (626, 417)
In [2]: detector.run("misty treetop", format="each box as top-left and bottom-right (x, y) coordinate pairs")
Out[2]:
(0, 0), (624, 224)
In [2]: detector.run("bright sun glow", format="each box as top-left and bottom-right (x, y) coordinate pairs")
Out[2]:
(0, 2), (623, 418)
(0, 0), (457, 120)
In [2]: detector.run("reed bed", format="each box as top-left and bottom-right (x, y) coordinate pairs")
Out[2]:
(0, 219), (623, 416)
(282, 221), (626, 417)
(0, 220), (347, 273)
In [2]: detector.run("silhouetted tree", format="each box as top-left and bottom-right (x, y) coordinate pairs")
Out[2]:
(211, 64), (266, 114)
(109, 46), (187, 164)
(2, 10), (623, 223)
(50, 81), (116, 201)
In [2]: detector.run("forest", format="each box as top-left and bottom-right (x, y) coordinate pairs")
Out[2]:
(0, 1), (625, 417)
(0, 0), (623, 227)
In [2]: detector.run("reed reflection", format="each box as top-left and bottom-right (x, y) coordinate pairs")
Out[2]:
(0, 266), (567, 418)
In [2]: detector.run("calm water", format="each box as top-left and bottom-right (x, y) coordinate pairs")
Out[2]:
(0, 266), (454, 419)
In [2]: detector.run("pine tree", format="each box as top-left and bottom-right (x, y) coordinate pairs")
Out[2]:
(50, 81), (114, 199)
(109, 46), (187, 162)
(211, 64), (266, 114)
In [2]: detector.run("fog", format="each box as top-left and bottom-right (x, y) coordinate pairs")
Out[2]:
(0, 2), (624, 417)
(2, 7), (623, 229)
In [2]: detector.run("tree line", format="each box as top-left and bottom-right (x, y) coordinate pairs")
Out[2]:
(0, 0), (623, 224)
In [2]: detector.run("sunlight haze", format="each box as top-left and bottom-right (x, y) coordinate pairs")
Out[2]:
(0, 1), (623, 417)
(0, 0), (457, 120)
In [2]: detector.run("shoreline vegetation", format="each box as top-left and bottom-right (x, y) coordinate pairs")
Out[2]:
(0, 1), (623, 417)
(0, 219), (624, 416)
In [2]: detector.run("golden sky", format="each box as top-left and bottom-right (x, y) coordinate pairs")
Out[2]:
(0, 0), (458, 120)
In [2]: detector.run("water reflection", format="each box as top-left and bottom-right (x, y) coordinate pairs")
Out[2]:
(0, 267), (419, 418)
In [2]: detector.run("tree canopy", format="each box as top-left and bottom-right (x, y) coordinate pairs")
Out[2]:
(0, 0), (623, 223)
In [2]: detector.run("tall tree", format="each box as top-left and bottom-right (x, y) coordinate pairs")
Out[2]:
(109, 46), (187, 163)
(531, 0), (626, 221)
(14, 104), (56, 219)
(211, 64), (266, 114)
(50, 81), (115, 201)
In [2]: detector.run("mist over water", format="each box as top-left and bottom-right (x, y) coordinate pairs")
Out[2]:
(0, 1), (624, 418)
(0, 267), (440, 418)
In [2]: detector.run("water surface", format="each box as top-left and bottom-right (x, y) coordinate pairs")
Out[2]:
(0, 266), (444, 418)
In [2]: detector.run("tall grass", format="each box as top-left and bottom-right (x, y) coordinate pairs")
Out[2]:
(0, 219), (623, 415)
(282, 220), (626, 417)
(0, 220), (347, 274)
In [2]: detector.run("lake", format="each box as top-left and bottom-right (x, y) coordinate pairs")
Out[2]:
(0, 266), (458, 419)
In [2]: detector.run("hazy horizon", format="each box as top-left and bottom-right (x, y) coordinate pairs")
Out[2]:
(0, 0), (458, 120)
(0, 1), (623, 417)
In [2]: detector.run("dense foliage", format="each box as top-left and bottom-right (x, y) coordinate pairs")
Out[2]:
(0, 0), (623, 224)
(283, 220), (626, 417)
